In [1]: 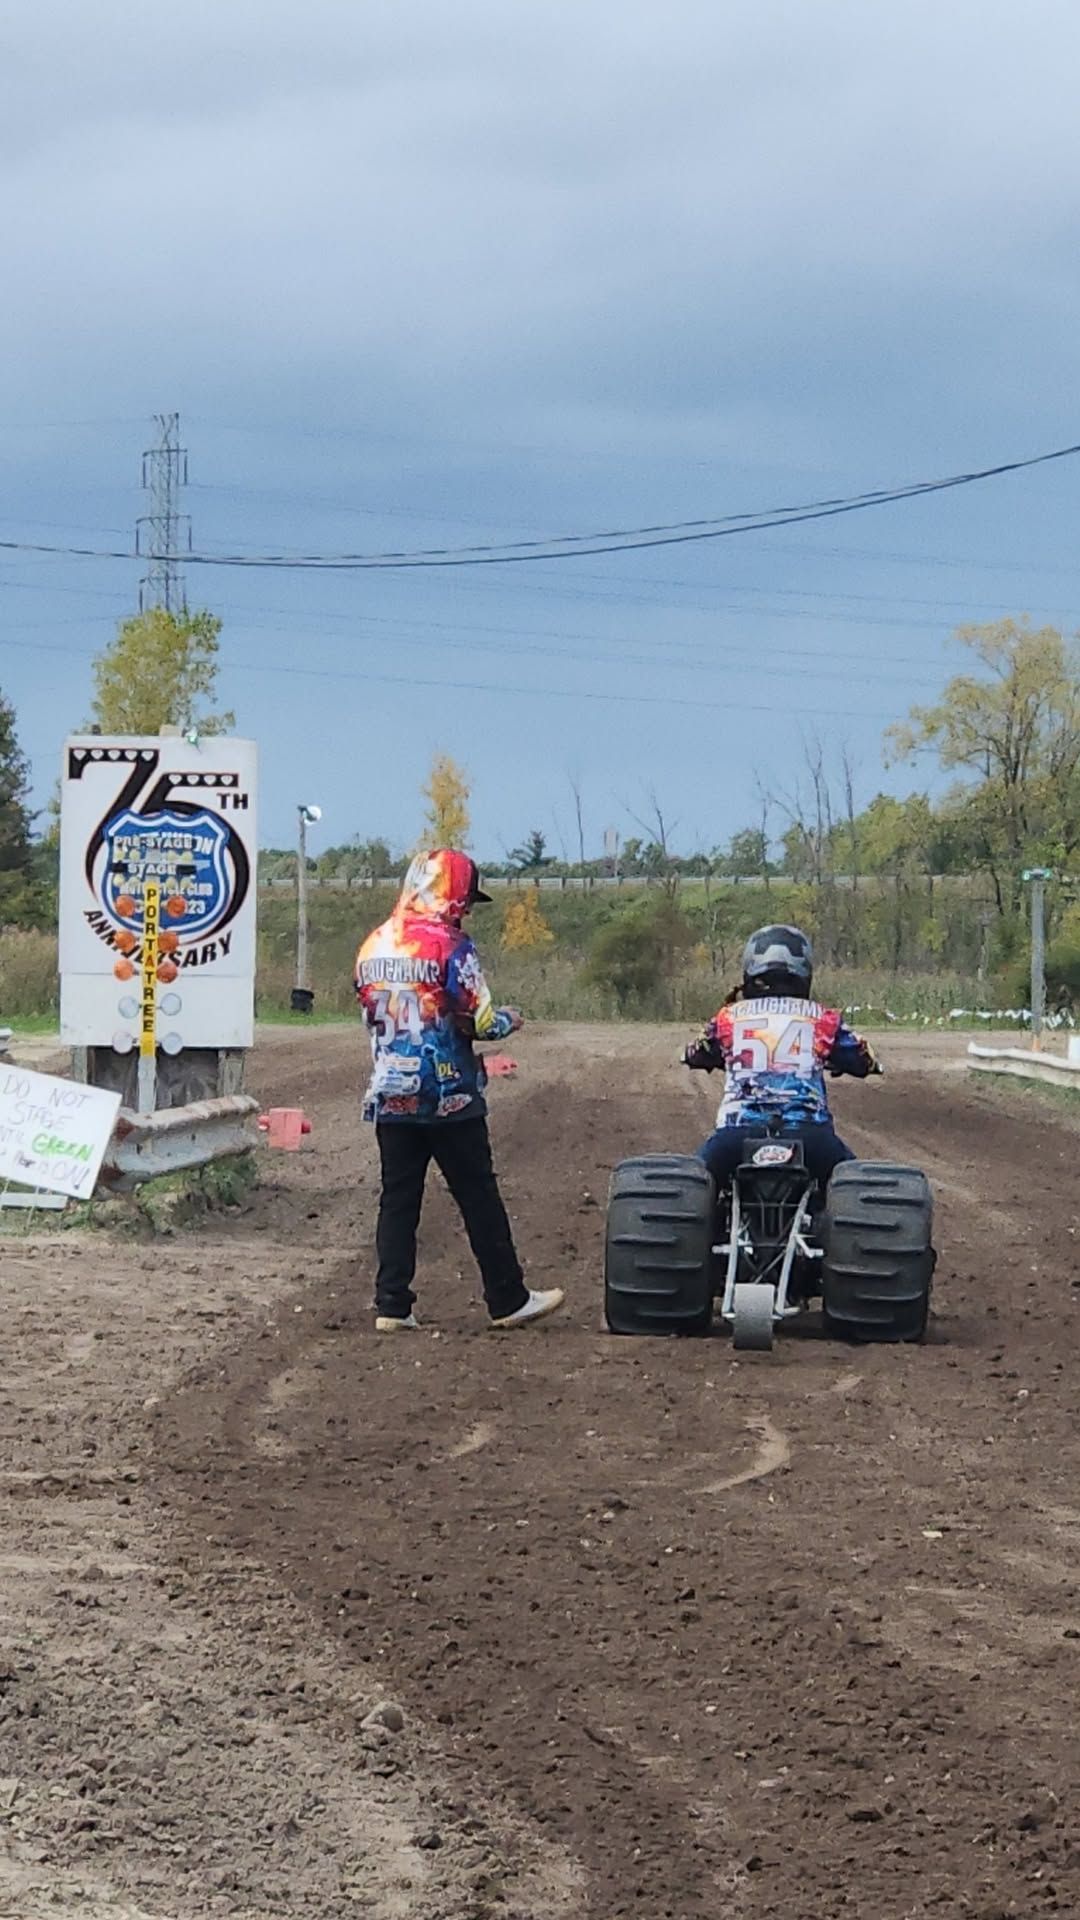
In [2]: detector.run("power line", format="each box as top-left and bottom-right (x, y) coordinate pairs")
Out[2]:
(215, 616), (945, 689)
(53, 469), (1080, 586)
(6, 553), (1074, 653)
(0, 417), (147, 434)
(188, 438), (1080, 566)
(5, 560), (1079, 637)
(2, 437), (1079, 573)
(353, 543), (1080, 609)
(0, 632), (922, 723)
(270, 442), (1080, 558)
(1, 615), (114, 634)
(189, 411), (831, 474)
(0, 582), (952, 683)
(189, 477), (545, 540)
(0, 575), (135, 604)
(208, 600), (950, 677)
(0, 515), (131, 539)
(5, 551), (1079, 627)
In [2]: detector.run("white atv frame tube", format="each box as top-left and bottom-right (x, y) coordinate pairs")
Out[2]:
(714, 1166), (822, 1327)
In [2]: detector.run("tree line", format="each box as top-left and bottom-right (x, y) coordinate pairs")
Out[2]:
(2, 605), (1078, 999)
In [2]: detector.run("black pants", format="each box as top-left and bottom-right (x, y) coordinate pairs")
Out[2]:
(699, 1122), (853, 1189)
(375, 1119), (529, 1321)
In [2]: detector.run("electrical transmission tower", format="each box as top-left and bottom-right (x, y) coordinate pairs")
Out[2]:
(136, 412), (191, 612)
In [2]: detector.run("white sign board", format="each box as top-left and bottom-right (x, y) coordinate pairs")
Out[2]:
(59, 736), (258, 1053)
(0, 1065), (121, 1199)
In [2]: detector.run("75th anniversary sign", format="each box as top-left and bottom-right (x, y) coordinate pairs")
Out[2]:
(58, 736), (258, 1054)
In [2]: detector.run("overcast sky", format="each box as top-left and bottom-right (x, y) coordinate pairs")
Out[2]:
(4, 0), (1080, 858)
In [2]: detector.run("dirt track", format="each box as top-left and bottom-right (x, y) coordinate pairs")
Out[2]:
(2, 1024), (1080, 1918)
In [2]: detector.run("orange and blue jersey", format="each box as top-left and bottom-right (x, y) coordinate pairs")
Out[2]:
(355, 850), (514, 1123)
(684, 995), (876, 1130)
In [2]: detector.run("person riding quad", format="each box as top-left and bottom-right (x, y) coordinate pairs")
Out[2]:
(684, 924), (881, 1192)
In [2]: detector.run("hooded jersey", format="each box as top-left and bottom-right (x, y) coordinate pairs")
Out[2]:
(355, 849), (513, 1123)
(684, 995), (875, 1129)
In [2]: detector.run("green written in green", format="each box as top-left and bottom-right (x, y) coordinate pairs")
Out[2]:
(31, 1133), (92, 1163)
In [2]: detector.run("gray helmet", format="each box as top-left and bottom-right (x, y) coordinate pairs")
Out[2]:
(741, 924), (813, 995)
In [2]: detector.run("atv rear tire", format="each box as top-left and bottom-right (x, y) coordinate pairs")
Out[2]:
(604, 1155), (715, 1335)
(821, 1161), (934, 1343)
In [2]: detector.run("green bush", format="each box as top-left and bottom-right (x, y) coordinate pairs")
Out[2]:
(0, 928), (58, 1019)
(1046, 916), (1080, 1005)
(0, 880), (1052, 1029)
(584, 897), (694, 1015)
(1002, 910), (1080, 1012)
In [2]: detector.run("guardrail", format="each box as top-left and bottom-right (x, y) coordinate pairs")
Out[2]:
(261, 872), (975, 892)
(262, 874), (713, 891)
(967, 1041), (1080, 1091)
(99, 1095), (261, 1190)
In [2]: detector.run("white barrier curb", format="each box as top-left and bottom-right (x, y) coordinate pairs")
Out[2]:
(967, 1042), (1080, 1091)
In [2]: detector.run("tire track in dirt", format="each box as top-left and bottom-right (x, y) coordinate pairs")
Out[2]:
(445, 1420), (497, 1461)
(160, 1044), (747, 1917)
(155, 1030), (1080, 1917)
(702, 1414), (792, 1494)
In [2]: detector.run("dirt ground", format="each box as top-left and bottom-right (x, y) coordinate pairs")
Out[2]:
(2, 1023), (1080, 1918)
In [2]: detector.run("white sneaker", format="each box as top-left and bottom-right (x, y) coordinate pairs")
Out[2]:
(375, 1312), (421, 1333)
(489, 1288), (565, 1330)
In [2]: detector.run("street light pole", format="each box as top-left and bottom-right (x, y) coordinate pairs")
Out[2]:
(297, 808), (310, 996)
(294, 804), (322, 1014)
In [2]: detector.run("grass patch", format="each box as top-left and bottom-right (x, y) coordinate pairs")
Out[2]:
(0, 1190), (68, 1236)
(135, 1151), (259, 1232)
(3, 884), (1063, 1030)
(256, 1005), (355, 1027)
(56, 1151), (260, 1238)
(971, 1072), (1080, 1127)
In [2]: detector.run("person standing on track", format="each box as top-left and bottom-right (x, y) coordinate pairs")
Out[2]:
(684, 923), (882, 1189)
(355, 848), (565, 1333)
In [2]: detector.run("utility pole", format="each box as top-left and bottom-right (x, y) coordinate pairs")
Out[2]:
(977, 907), (993, 985)
(1023, 867), (1052, 1049)
(137, 412), (191, 612)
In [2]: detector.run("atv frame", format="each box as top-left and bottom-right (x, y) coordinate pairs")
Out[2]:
(717, 1139), (824, 1348)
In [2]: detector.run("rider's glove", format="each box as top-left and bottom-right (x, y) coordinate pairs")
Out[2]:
(684, 1038), (718, 1071)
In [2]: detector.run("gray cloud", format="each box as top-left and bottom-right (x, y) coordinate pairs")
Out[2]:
(4, 0), (1080, 846)
(7, 1), (1080, 402)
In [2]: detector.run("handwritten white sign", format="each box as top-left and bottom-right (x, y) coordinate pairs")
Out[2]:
(0, 1066), (121, 1200)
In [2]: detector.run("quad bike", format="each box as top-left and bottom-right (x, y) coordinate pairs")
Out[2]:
(604, 1124), (935, 1348)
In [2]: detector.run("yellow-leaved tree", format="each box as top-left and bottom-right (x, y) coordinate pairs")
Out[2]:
(90, 608), (235, 736)
(45, 606), (235, 845)
(502, 890), (555, 951)
(421, 753), (471, 847)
